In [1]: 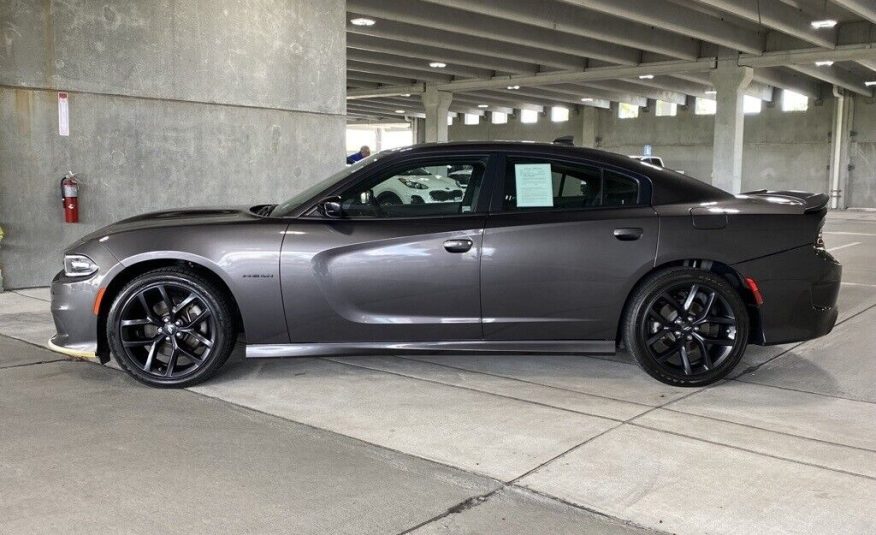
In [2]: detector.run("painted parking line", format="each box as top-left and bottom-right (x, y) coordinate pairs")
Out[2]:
(823, 231), (876, 237)
(827, 242), (862, 252)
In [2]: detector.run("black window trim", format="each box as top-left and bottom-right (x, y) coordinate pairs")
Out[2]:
(301, 153), (498, 221)
(488, 151), (652, 215)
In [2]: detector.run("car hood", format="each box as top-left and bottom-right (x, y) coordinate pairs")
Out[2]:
(69, 206), (261, 251)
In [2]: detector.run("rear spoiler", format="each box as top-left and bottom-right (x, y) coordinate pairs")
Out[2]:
(743, 190), (829, 214)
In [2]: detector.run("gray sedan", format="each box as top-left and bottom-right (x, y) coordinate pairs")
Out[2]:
(50, 142), (841, 388)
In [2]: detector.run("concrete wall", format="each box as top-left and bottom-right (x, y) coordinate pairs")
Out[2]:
(449, 94), (876, 208)
(0, 0), (347, 288)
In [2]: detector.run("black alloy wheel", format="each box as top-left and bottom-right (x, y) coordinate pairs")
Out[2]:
(107, 267), (235, 387)
(624, 267), (749, 386)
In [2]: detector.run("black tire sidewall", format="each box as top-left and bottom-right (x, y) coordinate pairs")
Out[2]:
(107, 268), (235, 388)
(624, 267), (749, 387)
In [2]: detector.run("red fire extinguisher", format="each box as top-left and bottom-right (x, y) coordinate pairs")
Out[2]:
(60, 172), (79, 223)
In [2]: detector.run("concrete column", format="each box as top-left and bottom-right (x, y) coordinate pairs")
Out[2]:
(709, 61), (754, 193)
(829, 88), (853, 209)
(421, 87), (453, 142)
(579, 106), (599, 148)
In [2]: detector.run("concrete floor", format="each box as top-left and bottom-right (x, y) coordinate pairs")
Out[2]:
(1, 212), (875, 534)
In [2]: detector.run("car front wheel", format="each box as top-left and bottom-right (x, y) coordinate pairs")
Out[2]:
(623, 267), (749, 387)
(107, 267), (236, 388)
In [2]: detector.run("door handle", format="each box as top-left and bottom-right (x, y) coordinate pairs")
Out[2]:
(443, 238), (473, 253)
(613, 227), (643, 241)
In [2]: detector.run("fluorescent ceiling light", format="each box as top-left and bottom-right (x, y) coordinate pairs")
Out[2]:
(507, 85), (520, 90)
(477, 104), (489, 108)
(429, 62), (447, 68)
(810, 19), (837, 29)
(638, 74), (655, 80)
(400, 93), (411, 97)
(394, 110), (405, 114)
(581, 97), (593, 102)
(705, 90), (717, 95)
(865, 81), (876, 87)
(815, 60), (834, 67)
(350, 17), (376, 26)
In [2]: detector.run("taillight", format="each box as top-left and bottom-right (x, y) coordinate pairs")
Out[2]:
(815, 230), (826, 251)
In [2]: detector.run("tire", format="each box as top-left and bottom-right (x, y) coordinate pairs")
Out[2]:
(107, 267), (236, 388)
(623, 267), (749, 387)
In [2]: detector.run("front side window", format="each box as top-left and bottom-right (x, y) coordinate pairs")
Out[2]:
(502, 158), (640, 212)
(339, 160), (487, 218)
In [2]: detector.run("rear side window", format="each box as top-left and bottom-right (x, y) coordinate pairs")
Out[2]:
(502, 158), (641, 212)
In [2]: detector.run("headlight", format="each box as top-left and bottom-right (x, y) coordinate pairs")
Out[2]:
(64, 254), (99, 278)
(398, 177), (429, 190)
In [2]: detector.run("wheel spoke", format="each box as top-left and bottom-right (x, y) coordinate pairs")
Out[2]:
(646, 331), (668, 346)
(647, 309), (669, 327)
(184, 309), (212, 330)
(682, 284), (699, 311)
(187, 331), (214, 348)
(172, 293), (198, 317)
(177, 345), (203, 363)
(693, 336), (712, 369)
(164, 348), (179, 377)
(680, 345), (693, 375)
(700, 316), (735, 326)
(138, 293), (158, 323)
(123, 336), (159, 347)
(660, 292), (685, 316)
(694, 333), (735, 347)
(695, 291), (717, 322)
(143, 339), (160, 373)
(121, 318), (155, 327)
(656, 340), (682, 363)
(157, 285), (174, 314)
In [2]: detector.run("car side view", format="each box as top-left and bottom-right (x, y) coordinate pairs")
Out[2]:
(49, 142), (841, 388)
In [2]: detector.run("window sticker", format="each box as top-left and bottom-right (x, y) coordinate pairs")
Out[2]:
(515, 163), (554, 207)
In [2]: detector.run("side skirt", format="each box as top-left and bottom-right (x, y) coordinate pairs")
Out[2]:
(246, 340), (616, 359)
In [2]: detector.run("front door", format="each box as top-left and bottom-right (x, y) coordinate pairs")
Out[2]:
(280, 156), (493, 343)
(481, 155), (659, 341)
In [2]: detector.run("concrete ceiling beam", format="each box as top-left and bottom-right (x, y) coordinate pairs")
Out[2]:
(689, 0), (836, 48)
(416, 0), (700, 60)
(559, 0), (765, 54)
(348, 0), (641, 65)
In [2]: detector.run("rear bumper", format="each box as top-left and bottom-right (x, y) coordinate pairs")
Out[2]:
(734, 246), (841, 345)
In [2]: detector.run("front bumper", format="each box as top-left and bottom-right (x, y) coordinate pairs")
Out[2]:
(734, 245), (841, 345)
(50, 270), (101, 357)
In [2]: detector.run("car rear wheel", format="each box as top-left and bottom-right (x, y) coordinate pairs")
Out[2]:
(107, 267), (236, 388)
(623, 267), (748, 387)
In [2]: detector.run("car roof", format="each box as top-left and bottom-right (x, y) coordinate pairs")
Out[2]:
(378, 142), (732, 205)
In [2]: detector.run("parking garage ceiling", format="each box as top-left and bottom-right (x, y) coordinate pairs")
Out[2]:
(344, 0), (876, 122)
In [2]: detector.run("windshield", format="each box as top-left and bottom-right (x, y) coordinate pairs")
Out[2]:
(270, 154), (381, 217)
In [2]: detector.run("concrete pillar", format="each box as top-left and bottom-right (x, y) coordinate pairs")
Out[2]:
(829, 88), (853, 209)
(579, 106), (599, 148)
(709, 61), (754, 193)
(421, 87), (453, 143)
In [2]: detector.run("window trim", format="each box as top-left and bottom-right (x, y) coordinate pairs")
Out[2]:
(488, 152), (651, 215)
(302, 154), (497, 221)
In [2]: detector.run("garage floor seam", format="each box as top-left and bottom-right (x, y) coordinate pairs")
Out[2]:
(656, 406), (876, 454)
(629, 421), (876, 481)
(396, 355), (657, 407)
(322, 357), (629, 422)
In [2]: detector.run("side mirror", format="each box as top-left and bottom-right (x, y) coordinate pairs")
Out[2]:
(320, 197), (343, 218)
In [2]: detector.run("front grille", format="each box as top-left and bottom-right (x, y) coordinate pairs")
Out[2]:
(430, 190), (463, 201)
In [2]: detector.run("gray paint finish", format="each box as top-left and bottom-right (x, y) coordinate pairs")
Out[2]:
(0, 0), (346, 288)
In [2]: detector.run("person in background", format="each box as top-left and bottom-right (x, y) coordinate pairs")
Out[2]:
(346, 145), (371, 165)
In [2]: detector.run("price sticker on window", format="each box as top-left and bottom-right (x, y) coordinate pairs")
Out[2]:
(514, 163), (553, 207)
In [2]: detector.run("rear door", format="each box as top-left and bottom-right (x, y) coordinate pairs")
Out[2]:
(481, 154), (659, 340)
(280, 154), (495, 343)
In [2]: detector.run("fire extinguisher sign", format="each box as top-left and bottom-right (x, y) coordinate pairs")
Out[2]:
(58, 92), (70, 137)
